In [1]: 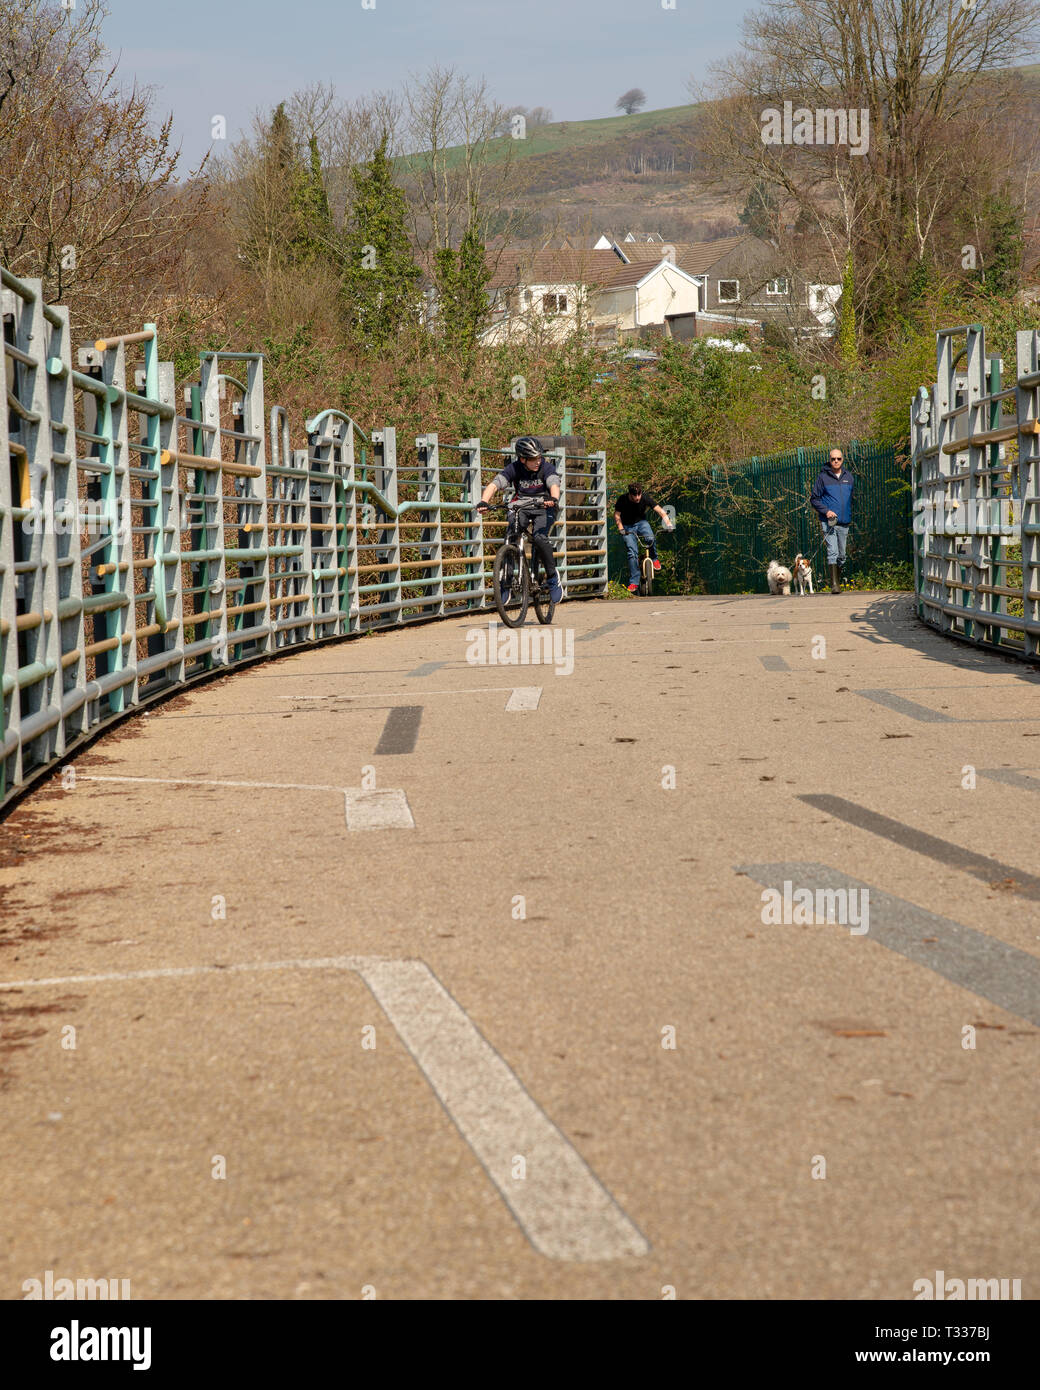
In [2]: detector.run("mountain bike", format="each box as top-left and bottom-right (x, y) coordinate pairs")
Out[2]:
(485, 498), (558, 629)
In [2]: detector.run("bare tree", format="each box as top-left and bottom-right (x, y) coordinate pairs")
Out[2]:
(403, 66), (519, 264)
(697, 0), (1040, 337)
(0, 0), (208, 329)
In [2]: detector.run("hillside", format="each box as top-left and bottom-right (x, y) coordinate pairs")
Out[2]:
(400, 69), (1040, 242)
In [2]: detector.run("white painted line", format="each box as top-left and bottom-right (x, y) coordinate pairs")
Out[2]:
(0, 955), (384, 991)
(79, 775), (416, 831)
(356, 959), (649, 1261)
(277, 686), (521, 701)
(342, 787), (415, 831)
(79, 774), (341, 792)
(506, 687), (542, 712)
(0, 952), (649, 1262)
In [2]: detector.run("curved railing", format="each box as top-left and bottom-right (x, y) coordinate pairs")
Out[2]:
(911, 324), (1040, 661)
(0, 267), (608, 809)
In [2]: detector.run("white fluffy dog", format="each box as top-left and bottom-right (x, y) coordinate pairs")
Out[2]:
(792, 554), (814, 595)
(767, 561), (792, 595)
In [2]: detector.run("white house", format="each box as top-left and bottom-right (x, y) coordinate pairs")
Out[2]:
(589, 258), (702, 343)
(481, 247), (701, 345)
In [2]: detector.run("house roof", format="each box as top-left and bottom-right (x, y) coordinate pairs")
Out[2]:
(607, 234), (763, 275)
(600, 259), (700, 290)
(486, 236), (763, 291)
(486, 248), (623, 290)
(675, 235), (757, 274)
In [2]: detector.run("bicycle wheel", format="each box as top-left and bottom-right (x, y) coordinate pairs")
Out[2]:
(493, 543), (528, 627)
(531, 549), (556, 625)
(640, 553), (654, 596)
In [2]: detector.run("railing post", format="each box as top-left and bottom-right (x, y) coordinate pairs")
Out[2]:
(370, 425), (400, 627)
(155, 358), (184, 683)
(1017, 330), (1040, 659)
(0, 279), (23, 793)
(198, 354), (228, 669)
(458, 437), (484, 610)
(240, 352), (271, 657)
(588, 450), (608, 596)
(416, 432), (443, 618)
(550, 447), (568, 595)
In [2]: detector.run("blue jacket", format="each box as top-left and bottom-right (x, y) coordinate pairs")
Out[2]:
(810, 466), (854, 526)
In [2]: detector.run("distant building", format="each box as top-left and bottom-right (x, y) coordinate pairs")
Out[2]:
(476, 233), (841, 344)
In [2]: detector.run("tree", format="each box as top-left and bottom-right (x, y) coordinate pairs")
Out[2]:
(404, 66), (517, 259)
(340, 134), (422, 348)
(978, 193), (1023, 299)
(838, 251), (856, 364)
(738, 181), (777, 241)
(433, 206), (491, 360)
(0, 0), (207, 326)
(616, 88), (646, 116)
(699, 0), (1040, 341)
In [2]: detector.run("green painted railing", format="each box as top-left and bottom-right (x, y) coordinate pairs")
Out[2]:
(0, 267), (608, 808)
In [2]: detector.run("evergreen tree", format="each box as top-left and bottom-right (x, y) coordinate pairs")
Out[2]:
(979, 194), (1023, 300)
(838, 250), (857, 364)
(738, 181), (777, 241)
(242, 103), (337, 276)
(341, 135), (422, 348)
(434, 209), (491, 358)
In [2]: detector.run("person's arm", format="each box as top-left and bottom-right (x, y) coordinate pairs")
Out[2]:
(479, 468), (511, 507)
(653, 504), (674, 529)
(809, 473), (835, 522)
(614, 507), (625, 533)
(544, 470), (562, 506)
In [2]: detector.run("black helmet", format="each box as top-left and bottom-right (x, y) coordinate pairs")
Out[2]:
(515, 436), (542, 459)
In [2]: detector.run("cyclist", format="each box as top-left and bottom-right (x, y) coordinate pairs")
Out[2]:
(614, 482), (674, 592)
(477, 436), (564, 604)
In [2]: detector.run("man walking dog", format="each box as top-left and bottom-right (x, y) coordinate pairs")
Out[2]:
(810, 448), (854, 593)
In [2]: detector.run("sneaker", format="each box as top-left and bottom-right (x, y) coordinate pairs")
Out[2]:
(499, 585), (511, 606)
(627, 582), (639, 593)
(652, 559), (661, 572)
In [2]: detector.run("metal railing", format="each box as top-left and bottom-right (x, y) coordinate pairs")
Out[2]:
(1, 268), (608, 808)
(911, 324), (1040, 660)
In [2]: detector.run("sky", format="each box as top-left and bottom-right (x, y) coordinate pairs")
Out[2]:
(99, 0), (759, 168)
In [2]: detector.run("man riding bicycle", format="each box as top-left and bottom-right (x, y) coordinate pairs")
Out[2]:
(614, 482), (674, 592)
(477, 436), (564, 604)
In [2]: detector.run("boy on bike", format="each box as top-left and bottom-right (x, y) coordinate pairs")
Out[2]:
(614, 483), (674, 592)
(476, 436), (564, 604)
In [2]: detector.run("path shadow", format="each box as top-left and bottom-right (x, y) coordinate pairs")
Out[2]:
(847, 592), (1040, 686)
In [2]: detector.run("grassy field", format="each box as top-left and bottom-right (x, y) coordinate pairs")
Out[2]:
(396, 102), (704, 173)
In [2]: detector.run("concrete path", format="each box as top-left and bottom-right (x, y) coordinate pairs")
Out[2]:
(1, 592), (1038, 1299)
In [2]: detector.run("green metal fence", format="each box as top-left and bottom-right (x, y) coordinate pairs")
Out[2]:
(1, 265), (608, 811)
(609, 442), (912, 593)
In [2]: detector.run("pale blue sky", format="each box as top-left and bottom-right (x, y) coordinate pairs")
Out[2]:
(100, 0), (756, 168)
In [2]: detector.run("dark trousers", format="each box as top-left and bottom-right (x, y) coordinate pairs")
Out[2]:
(522, 508), (558, 579)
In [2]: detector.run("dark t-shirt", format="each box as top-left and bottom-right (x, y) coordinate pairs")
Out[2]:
(496, 459), (560, 501)
(614, 492), (657, 525)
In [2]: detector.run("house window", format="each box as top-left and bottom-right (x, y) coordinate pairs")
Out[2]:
(766, 277), (790, 296)
(542, 293), (567, 314)
(717, 279), (740, 303)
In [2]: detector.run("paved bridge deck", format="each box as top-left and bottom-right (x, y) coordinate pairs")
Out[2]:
(1, 593), (1037, 1298)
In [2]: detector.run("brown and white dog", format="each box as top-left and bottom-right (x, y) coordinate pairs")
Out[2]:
(766, 560), (792, 595)
(792, 554), (814, 595)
